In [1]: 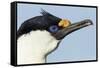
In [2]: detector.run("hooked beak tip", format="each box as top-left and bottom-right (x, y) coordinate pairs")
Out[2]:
(84, 19), (93, 26)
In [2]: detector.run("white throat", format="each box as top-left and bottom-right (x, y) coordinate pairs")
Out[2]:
(17, 30), (59, 65)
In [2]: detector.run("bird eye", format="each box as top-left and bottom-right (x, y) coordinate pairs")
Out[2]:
(49, 25), (58, 33)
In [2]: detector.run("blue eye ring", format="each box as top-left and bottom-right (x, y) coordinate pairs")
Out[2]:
(49, 25), (58, 32)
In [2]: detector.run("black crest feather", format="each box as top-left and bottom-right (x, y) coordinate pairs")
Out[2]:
(40, 9), (61, 21)
(41, 9), (52, 16)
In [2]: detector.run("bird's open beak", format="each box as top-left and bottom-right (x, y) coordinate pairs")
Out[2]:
(54, 19), (93, 40)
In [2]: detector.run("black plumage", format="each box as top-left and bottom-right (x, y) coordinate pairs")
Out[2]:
(17, 9), (93, 40)
(17, 9), (61, 39)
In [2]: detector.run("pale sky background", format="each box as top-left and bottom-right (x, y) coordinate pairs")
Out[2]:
(17, 3), (96, 63)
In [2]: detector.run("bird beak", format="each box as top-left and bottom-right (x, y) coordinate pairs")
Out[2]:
(53, 19), (93, 40)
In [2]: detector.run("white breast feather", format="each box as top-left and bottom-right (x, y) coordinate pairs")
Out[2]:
(17, 30), (59, 64)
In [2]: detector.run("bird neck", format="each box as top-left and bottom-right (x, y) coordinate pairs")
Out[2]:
(17, 36), (46, 64)
(17, 30), (59, 65)
(24, 54), (46, 64)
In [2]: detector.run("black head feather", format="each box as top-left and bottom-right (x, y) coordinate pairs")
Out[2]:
(17, 9), (61, 39)
(17, 9), (92, 40)
(41, 9), (61, 23)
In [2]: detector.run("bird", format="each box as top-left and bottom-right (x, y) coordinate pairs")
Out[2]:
(17, 9), (93, 65)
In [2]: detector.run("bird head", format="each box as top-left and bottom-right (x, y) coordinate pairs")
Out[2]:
(17, 9), (93, 40)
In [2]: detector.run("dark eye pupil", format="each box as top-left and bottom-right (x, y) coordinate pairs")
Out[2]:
(52, 27), (56, 29)
(49, 25), (58, 32)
